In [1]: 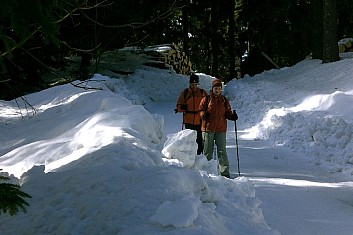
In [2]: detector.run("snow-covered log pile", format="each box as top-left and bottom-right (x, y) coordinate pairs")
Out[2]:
(338, 38), (353, 53)
(163, 43), (193, 75)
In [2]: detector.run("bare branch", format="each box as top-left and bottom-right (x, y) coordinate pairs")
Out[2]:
(54, 0), (111, 24)
(73, 80), (104, 90)
(20, 47), (102, 91)
(77, 0), (112, 10)
(124, 34), (150, 47)
(1, 29), (41, 58)
(0, 77), (36, 118)
(61, 41), (101, 54)
(0, 0), (109, 59)
(79, 0), (180, 30)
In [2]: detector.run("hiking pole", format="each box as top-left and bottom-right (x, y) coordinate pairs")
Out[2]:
(174, 108), (184, 130)
(213, 141), (219, 175)
(234, 116), (241, 176)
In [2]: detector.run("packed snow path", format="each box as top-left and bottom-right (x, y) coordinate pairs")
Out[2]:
(227, 125), (353, 235)
(147, 101), (353, 235)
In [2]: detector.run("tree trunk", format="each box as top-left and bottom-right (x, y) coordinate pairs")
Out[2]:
(182, 0), (189, 55)
(322, 0), (339, 63)
(205, 12), (211, 75)
(79, 53), (91, 80)
(228, 0), (236, 81)
(311, 0), (323, 59)
(210, 0), (220, 78)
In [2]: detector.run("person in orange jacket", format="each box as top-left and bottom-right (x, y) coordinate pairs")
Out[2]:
(198, 78), (238, 178)
(176, 74), (207, 155)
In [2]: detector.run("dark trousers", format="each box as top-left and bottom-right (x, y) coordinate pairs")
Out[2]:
(184, 123), (203, 155)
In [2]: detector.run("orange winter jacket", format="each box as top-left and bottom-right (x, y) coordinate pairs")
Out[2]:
(176, 87), (207, 125)
(198, 92), (233, 132)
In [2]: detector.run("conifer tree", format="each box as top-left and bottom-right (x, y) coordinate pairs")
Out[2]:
(0, 171), (31, 216)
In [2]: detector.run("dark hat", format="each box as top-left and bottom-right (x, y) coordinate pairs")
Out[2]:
(189, 74), (199, 84)
(212, 78), (222, 88)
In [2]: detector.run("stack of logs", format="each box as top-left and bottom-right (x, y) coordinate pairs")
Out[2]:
(141, 44), (193, 75)
(164, 44), (193, 75)
(338, 38), (353, 53)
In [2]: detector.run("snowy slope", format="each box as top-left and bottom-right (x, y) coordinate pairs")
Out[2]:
(0, 67), (277, 234)
(1, 54), (353, 234)
(226, 58), (353, 176)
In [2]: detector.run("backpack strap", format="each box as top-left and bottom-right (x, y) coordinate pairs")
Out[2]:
(200, 88), (206, 96)
(183, 88), (189, 101)
(184, 88), (205, 102)
(222, 95), (227, 108)
(205, 95), (227, 111)
(205, 95), (210, 111)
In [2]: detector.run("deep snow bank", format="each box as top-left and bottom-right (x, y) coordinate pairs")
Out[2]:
(226, 58), (353, 177)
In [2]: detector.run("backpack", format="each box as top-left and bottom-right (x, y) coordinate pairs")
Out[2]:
(183, 88), (206, 102)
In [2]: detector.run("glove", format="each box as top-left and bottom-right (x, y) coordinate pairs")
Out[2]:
(180, 104), (188, 111)
(231, 110), (238, 120)
(202, 111), (209, 120)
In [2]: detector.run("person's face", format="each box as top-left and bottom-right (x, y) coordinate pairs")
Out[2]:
(190, 83), (198, 91)
(212, 86), (222, 96)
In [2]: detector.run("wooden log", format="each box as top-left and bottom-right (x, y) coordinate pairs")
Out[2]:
(160, 46), (194, 75)
(338, 44), (346, 53)
(345, 40), (352, 49)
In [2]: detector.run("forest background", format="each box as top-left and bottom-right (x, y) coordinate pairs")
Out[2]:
(0, 0), (351, 100)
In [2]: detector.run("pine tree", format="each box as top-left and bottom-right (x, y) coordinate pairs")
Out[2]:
(0, 171), (31, 216)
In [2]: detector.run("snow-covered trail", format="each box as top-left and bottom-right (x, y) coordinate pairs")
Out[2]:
(146, 101), (353, 235)
(227, 127), (353, 235)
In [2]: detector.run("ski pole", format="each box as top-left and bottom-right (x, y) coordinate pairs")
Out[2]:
(174, 108), (184, 130)
(234, 118), (241, 176)
(213, 141), (219, 175)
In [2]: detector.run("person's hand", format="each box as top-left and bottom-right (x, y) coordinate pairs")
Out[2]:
(202, 111), (209, 120)
(180, 104), (188, 111)
(231, 110), (238, 120)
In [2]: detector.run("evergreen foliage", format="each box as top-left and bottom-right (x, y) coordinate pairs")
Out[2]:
(0, 172), (31, 216)
(1, 0), (353, 99)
